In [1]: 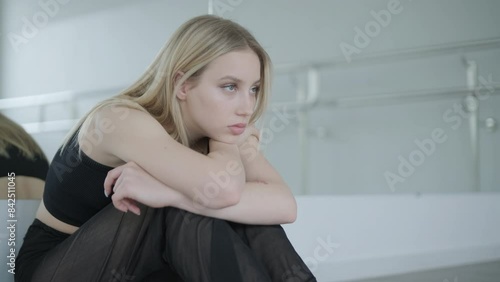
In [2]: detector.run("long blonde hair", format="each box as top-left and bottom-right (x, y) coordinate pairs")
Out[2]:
(60, 14), (272, 155)
(0, 113), (47, 161)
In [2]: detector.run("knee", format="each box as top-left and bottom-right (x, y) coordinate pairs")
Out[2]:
(164, 207), (228, 230)
(247, 224), (284, 234)
(163, 208), (235, 245)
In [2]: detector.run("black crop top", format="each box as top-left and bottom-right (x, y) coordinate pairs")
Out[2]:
(0, 145), (49, 180)
(43, 131), (114, 227)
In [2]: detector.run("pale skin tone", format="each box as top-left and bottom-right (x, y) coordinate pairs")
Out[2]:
(36, 48), (297, 235)
(0, 176), (44, 199)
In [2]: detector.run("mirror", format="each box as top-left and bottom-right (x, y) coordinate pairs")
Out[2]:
(1, 0), (498, 196)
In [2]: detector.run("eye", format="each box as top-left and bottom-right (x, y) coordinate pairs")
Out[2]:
(251, 86), (260, 95)
(222, 84), (237, 92)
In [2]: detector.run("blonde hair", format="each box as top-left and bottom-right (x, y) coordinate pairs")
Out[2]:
(60, 14), (272, 156)
(0, 113), (47, 161)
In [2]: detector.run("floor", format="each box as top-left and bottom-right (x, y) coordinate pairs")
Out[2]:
(345, 260), (500, 282)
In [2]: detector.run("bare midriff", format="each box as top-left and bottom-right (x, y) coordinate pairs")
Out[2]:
(36, 200), (79, 235)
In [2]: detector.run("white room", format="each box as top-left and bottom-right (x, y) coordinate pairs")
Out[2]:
(1, 0), (499, 281)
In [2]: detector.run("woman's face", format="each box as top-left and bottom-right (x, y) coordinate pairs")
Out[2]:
(177, 49), (261, 144)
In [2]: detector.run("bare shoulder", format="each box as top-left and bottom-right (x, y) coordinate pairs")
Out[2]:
(93, 104), (164, 135)
(81, 103), (243, 208)
(79, 104), (169, 167)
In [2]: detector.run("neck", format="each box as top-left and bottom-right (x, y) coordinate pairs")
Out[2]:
(190, 137), (209, 155)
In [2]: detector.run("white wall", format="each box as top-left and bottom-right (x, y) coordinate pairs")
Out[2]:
(1, 0), (208, 97)
(1, 0), (499, 195)
(1, 0), (208, 159)
(283, 194), (500, 281)
(1, 1), (499, 280)
(1, 195), (500, 282)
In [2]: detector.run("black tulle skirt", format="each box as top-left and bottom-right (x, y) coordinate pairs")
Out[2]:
(15, 203), (316, 282)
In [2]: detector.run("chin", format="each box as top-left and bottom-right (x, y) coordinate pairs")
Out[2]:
(213, 134), (239, 145)
(223, 136), (239, 144)
(205, 128), (240, 144)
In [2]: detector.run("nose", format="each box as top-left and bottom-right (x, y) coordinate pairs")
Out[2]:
(236, 93), (255, 117)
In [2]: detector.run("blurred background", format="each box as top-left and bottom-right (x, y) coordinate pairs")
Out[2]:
(1, 0), (499, 281)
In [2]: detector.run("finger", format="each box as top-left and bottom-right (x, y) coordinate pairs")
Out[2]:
(111, 197), (128, 213)
(113, 173), (124, 193)
(254, 127), (261, 140)
(122, 198), (141, 215)
(104, 165), (125, 197)
(110, 185), (129, 213)
(111, 185), (140, 215)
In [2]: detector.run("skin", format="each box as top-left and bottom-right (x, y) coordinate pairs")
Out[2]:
(105, 49), (296, 224)
(36, 49), (297, 235)
(0, 176), (44, 199)
(176, 48), (261, 146)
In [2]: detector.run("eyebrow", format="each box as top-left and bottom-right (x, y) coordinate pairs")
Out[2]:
(219, 75), (260, 84)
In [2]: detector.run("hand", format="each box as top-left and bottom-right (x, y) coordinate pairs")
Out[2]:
(208, 124), (260, 148)
(103, 161), (182, 215)
(236, 124), (261, 147)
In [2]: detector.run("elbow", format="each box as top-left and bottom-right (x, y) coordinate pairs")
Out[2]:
(197, 185), (242, 209)
(284, 197), (298, 223)
(212, 162), (245, 208)
(286, 210), (297, 223)
(285, 208), (297, 224)
(208, 189), (240, 209)
(224, 188), (241, 207)
(216, 180), (243, 208)
(219, 176), (244, 207)
(193, 166), (244, 209)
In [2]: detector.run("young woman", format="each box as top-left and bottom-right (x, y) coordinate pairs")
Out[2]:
(15, 15), (316, 282)
(0, 113), (49, 200)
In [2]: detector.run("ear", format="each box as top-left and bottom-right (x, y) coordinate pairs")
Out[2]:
(174, 71), (188, 101)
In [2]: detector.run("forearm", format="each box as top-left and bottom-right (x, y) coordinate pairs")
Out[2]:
(113, 154), (298, 224)
(173, 181), (297, 225)
(117, 132), (296, 223)
(204, 139), (246, 205)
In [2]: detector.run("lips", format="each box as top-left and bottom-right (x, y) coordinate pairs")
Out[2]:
(228, 123), (246, 135)
(230, 123), (247, 128)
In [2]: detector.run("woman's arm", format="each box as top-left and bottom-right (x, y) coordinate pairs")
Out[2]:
(106, 163), (296, 224)
(203, 131), (297, 224)
(94, 106), (245, 209)
(176, 181), (297, 224)
(105, 133), (297, 224)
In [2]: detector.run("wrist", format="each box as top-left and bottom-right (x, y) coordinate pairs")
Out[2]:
(160, 184), (185, 208)
(208, 139), (240, 156)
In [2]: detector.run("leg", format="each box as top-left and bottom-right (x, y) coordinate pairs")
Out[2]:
(138, 268), (182, 282)
(155, 207), (272, 282)
(29, 203), (273, 282)
(228, 222), (317, 282)
(30, 203), (173, 282)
